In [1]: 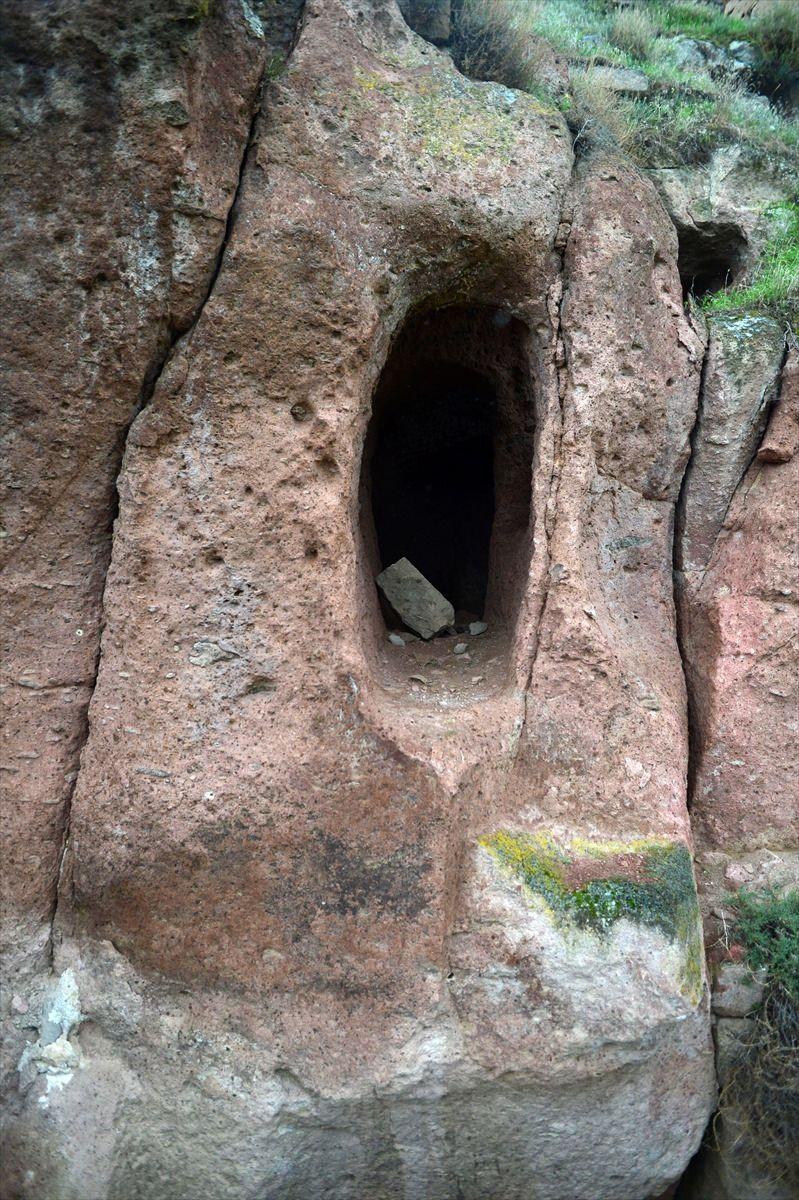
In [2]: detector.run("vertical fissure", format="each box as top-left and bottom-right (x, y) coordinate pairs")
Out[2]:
(673, 315), (711, 815)
(514, 173), (575, 756)
(45, 50), (283, 966)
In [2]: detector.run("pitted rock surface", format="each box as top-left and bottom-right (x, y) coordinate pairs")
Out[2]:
(11, 1), (790, 1197)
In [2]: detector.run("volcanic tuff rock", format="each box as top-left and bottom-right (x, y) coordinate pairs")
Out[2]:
(13, 0), (799, 1196)
(0, 0), (295, 990)
(678, 345), (798, 856)
(676, 340), (798, 1200)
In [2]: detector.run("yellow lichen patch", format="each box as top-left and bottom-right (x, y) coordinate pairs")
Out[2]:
(349, 67), (538, 170)
(479, 830), (704, 1003)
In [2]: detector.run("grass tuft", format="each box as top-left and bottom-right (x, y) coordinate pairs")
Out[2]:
(752, 2), (799, 73)
(627, 77), (799, 168)
(717, 889), (799, 1189)
(565, 65), (635, 152)
(451, 0), (552, 94)
(609, 5), (656, 62)
(733, 887), (799, 999)
(702, 202), (799, 326)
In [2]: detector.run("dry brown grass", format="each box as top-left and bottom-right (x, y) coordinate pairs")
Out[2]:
(567, 65), (635, 152)
(453, 0), (534, 90)
(451, 0), (558, 97)
(717, 983), (799, 1189)
(609, 5), (656, 61)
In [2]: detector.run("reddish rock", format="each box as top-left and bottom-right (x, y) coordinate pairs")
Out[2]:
(679, 347), (798, 854)
(0, 0), (283, 983)
(677, 340), (798, 1200)
(2, 1), (719, 1196)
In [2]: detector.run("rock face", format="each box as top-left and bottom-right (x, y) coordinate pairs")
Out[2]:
(678, 344), (797, 856)
(650, 145), (795, 289)
(0, 1), (730, 1196)
(678, 314), (784, 575)
(0, 0), (297, 988)
(676, 331), (798, 1200)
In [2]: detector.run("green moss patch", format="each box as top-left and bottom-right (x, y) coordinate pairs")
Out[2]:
(480, 831), (703, 999)
(351, 67), (538, 169)
(733, 887), (799, 1000)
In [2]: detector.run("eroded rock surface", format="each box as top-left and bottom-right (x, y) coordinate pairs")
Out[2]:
(1, 2), (724, 1196)
(678, 345), (797, 856)
(0, 0), (294, 990)
(676, 336), (798, 1199)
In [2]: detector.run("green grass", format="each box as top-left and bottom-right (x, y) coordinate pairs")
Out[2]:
(529, 0), (629, 63)
(627, 82), (799, 168)
(752, 3), (799, 74)
(702, 202), (799, 325)
(647, 1), (748, 44)
(451, 2), (799, 168)
(733, 888), (799, 999)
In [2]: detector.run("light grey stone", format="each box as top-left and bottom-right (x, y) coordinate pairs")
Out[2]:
(729, 40), (758, 68)
(585, 65), (649, 94)
(469, 621), (488, 636)
(376, 558), (454, 640)
(189, 639), (239, 666)
(712, 962), (766, 1018)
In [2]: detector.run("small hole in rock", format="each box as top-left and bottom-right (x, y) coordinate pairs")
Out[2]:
(675, 219), (748, 300)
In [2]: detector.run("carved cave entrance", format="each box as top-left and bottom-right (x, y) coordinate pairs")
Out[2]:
(360, 304), (534, 673)
(675, 219), (748, 299)
(372, 362), (495, 618)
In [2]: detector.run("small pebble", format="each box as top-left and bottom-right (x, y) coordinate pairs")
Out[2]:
(388, 633), (405, 646)
(471, 675), (484, 683)
(409, 674), (428, 685)
(469, 621), (487, 636)
(454, 643), (468, 655)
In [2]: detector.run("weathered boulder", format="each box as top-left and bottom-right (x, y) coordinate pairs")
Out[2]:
(581, 64), (650, 94)
(650, 145), (795, 281)
(711, 962), (766, 1017)
(678, 346), (797, 855)
(2, 1), (718, 1196)
(0, 0), (293, 994)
